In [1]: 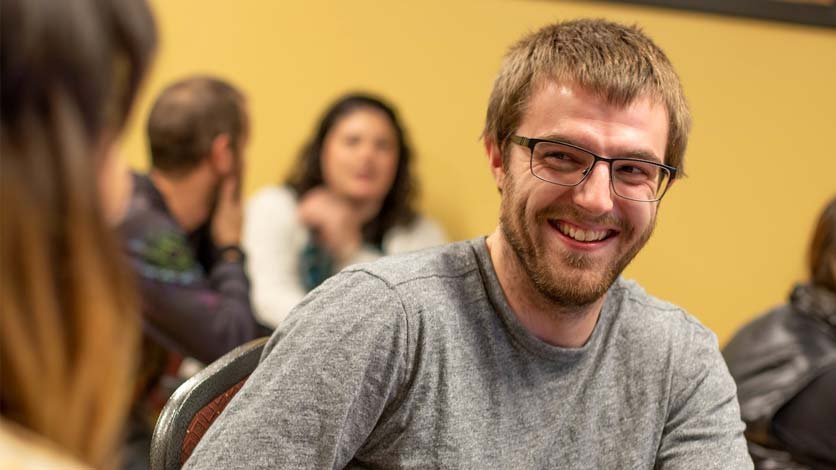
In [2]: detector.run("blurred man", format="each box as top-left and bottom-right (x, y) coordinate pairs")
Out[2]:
(186, 20), (752, 469)
(120, 76), (264, 470)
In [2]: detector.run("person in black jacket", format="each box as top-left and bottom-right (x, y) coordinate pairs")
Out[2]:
(724, 196), (836, 469)
(119, 76), (267, 470)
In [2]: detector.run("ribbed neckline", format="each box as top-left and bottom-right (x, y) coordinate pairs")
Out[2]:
(468, 237), (619, 363)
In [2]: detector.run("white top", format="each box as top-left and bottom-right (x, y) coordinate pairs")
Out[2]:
(243, 186), (447, 327)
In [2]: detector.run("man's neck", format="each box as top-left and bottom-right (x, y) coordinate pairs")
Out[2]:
(485, 230), (605, 348)
(149, 169), (213, 233)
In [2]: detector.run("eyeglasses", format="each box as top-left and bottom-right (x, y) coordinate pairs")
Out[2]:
(509, 135), (676, 202)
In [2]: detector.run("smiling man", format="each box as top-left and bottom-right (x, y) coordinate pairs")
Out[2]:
(185, 19), (752, 469)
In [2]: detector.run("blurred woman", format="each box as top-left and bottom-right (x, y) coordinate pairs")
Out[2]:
(244, 93), (446, 327)
(0, 0), (156, 468)
(724, 196), (836, 469)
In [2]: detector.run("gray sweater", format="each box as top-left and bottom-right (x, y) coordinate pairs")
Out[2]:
(185, 238), (752, 469)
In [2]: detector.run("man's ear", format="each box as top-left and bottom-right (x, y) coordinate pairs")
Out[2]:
(208, 133), (233, 176)
(485, 136), (506, 193)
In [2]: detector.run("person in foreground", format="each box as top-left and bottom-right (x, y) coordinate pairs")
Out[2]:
(185, 19), (752, 469)
(724, 197), (836, 469)
(119, 76), (265, 469)
(0, 0), (156, 468)
(244, 93), (446, 328)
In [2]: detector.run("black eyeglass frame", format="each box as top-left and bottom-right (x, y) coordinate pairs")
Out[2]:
(509, 135), (677, 203)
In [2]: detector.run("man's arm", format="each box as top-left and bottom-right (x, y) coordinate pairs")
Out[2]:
(655, 324), (753, 469)
(184, 269), (410, 469)
(137, 249), (260, 364)
(122, 204), (260, 364)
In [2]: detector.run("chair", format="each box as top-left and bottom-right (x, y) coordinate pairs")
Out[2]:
(149, 337), (269, 470)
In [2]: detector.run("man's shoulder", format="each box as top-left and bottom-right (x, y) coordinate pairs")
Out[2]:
(344, 239), (481, 289)
(280, 240), (486, 337)
(609, 278), (717, 349)
(122, 173), (181, 235)
(120, 175), (200, 284)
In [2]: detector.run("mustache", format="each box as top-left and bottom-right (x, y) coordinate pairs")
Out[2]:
(535, 204), (628, 233)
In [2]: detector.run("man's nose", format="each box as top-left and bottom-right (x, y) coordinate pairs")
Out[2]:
(571, 162), (614, 215)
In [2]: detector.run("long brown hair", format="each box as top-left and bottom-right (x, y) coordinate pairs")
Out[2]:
(0, 0), (156, 467)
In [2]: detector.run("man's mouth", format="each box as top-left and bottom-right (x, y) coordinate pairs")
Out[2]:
(550, 220), (616, 243)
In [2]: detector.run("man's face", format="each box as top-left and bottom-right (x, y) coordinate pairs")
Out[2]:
(493, 81), (669, 308)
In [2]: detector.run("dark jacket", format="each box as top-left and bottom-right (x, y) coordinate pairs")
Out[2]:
(120, 173), (263, 416)
(723, 284), (836, 469)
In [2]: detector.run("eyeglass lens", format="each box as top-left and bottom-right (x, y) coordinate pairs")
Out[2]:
(530, 141), (670, 201)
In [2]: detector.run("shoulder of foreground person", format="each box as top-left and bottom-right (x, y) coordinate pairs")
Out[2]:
(608, 279), (753, 469)
(353, 238), (474, 283)
(183, 241), (485, 469)
(277, 239), (480, 330)
(184, 269), (416, 468)
(609, 278), (721, 350)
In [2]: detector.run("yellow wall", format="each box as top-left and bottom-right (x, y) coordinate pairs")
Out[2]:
(123, 0), (836, 344)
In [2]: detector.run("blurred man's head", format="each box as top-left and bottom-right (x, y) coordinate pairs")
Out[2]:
(147, 76), (248, 180)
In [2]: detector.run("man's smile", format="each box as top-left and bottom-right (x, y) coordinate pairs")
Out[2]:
(547, 219), (619, 250)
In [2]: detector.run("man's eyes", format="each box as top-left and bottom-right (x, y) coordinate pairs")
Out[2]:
(543, 152), (573, 160)
(617, 164), (647, 174)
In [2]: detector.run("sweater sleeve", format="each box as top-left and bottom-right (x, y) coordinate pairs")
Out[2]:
(243, 187), (309, 328)
(655, 321), (753, 469)
(122, 210), (259, 364)
(183, 269), (410, 469)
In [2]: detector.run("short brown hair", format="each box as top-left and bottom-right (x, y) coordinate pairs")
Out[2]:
(484, 19), (691, 174)
(147, 76), (247, 174)
(809, 197), (836, 292)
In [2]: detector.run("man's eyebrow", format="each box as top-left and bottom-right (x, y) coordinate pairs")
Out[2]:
(618, 150), (663, 164)
(537, 134), (663, 164)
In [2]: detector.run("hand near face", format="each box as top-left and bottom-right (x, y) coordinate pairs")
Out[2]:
(211, 175), (243, 247)
(297, 187), (372, 263)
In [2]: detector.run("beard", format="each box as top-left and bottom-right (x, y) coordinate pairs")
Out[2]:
(498, 174), (655, 312)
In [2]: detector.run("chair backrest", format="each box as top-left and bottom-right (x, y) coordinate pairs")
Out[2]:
(149, 336), (269, 470)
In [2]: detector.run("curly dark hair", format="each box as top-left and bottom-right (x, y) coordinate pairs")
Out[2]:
(285, 93), (417, 245)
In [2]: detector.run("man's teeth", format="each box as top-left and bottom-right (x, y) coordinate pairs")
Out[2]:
(557, 223), (609, 242)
